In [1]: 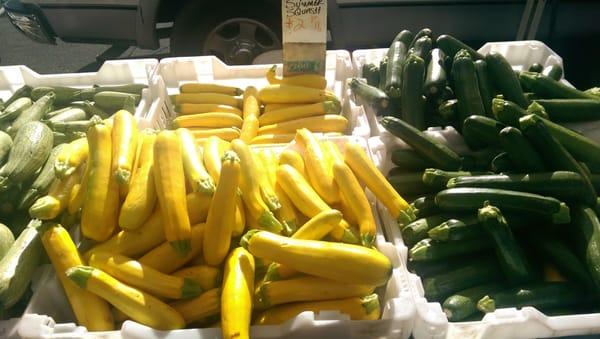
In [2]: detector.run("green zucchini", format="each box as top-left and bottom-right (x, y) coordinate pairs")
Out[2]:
(491, 152), (514, 173)
(0, 131), (12, 165)
(93, 91), (141, 112)
(387, 172), (437, 197)
(408, 253), (494, 278)
(428, 215), (482, 241)
(0, 99), (4, 112)
(45, 107), (73, 119)
(524, 92), (539, 102)
(436, 35), (484, 60)
(0, 219), (42, 311)
(7, 93), (55, 137)
(4, 85), (32, 107)
(498, 127), (546, 172)
(401, 214), (456, 247)
(390, 149), (433, 171)
(462, 115), (505, 150)
(477, 282), (586, 313)
(435, 188), (571, 224)
(0, 98), (32, 123)
(486, 53), (529, 108)
(385, 41), (409, 98)
(46, 108), (87, 123)
(519, 114), (597, 206)
(361, 63), (380, 87)
(542, 64), (563, 81)
(409, 28), (432, 48)
(49, 115), (103, 133)
(410, 194), (441, 218)
(422, 256), (503, 301)
(443, 282), (506, 321)
(410, 237), (493, 262)
(392, 29), (414, 46)
(349, 78), (390, 112)
(585, 87), (600, 99)
(437, 99), (457, 121)
(122, 94), (137, 114)
(528, 63), (544, 73)
(0, 122), (53, 191)
(479, 203), (534, 285)
(31, 86), (92, 106)
(0, 224), (15, 260)
(378, 57), (388, 91)
(535, 99), (600, 122)
(381, 116), (462, 170)
(474, 59), (495, 117)
(401, 53), (426, 129)
(492, 97), (548, 127)
(18, 143), (69, 210)
(462, 148), (502, 171)
(519, 71), (597, 100)
(70, 101), (109, 119)
(570, 205), (600, 291)
(527, 232), (595, 290)
(452, 50), (486, 127)
(410, 36), (433, 61)
(424, 49), (448, 97)
(93, 83), (147, 96)
(422, 168), (490, 189)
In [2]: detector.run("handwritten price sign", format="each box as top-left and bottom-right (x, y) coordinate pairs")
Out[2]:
(282, 0), (327, 43)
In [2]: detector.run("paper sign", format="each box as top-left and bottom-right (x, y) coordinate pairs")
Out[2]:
(282, 0), (327, 76)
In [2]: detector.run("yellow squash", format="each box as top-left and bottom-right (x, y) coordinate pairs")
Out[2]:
(88, 252), (202, 300)
(85, 191), (210, 259)
(153, 130), (192, 255)
(67, 160), (90, 214)
(344, 142), (416, 226)
(66, 266), (185, 330)
(119, 132), (157, 230)
(258, 115), (348, 135)
(139, 223), (206, 273)
(263, 103), (301, 112)
(112, 110), (139, 186)
(54, 137), (88, 179)
(278, 149), (306, 178)
(257, 84), (335, 104)
(251, 151), (280, 212)
(241, 230), (392, 286)
(173, 265), (221, 291)
(81, 123), (120, 242)
(202, 136), (229, 182)
(230, 139), (282, 233)
(175, 93), (242, 108)
(221, 248), (255, 339)
(242, 86), (260, 119)
(172, 113), (243, 129)
(240, 115), (259, 143)
(190, 127), (240, 141)
(171, 288), (220, 325)
(255, 275), (374, 309)
(175, 103), (242, 116)
(29, 167), (82, 220)
(41, 224), (114, 331)
(176, 128), (215, 194)
(203, 151), (239, 266)
(333, 161), (377, 248)
(258, 101), (340, 125)
(250, 133), (296, 145)
(266, 65), (327, 89)
(180, 83), (242, 96)
(255, 294), (381, 325)
(295, 129), (339, 204)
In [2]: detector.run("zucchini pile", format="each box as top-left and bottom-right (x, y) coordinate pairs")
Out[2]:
(353, 28), (600, 133)
(0, 83), (145, 320)
(170, 65), (347, 145)
(381, 114), (600, 321)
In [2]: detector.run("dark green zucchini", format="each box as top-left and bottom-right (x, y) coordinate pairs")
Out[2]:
(4, 85), (32, 107)
(392, 30), (414, 46)
(0, 98), (32, 123)
(390, 149), (434, 171)
(452, 50), (486, 127)
(570, 205), (600, 291)
(462, 115), (505, 151)
(491, 152), (514, 173)
(410, 36), (433, 61)
(381, 116), (462, 170)
(477, 282), (587, 313)
(70, 101), (109, 119)
(492, 97), (548, 127)
(422, 256), (503, 301)
(519, 71), (598, 100)
(385, 41), (409, 98)
(498, 127), (546, 172)
(401, 214), (456, 247)
(409, 28), (432, 48)
(93, 83), (147, 96)
(7, 92), (55, 137)
(542, 64), (563, 81)
(378, 57), (388, 91)
(401, 53), (427, 129)
(435, 188), (571, 224)
(461, 148), (502, 171)
(436, 35), (484, 60)
(410, 237), (493, 262)
(30, 86), (89, 106)
(424, 49), (447, 97)
(528, 63), (544, 73)
(422, 168), (490, 189)
(443, 282), (506, 321)
(408, 253), (495, 278)
(428, 215), (482, 241)
(349, 78), (390, 112)
(486, 53), (529, 108)
(535, 99), (600, 122)
(437, 99), (457, 121)
(474, 59), (495, 117)
(410, 194), (441, 218)
(479, 203), (535, 285)
(387, 172), (437, 197)
(361, 63), (380, 87)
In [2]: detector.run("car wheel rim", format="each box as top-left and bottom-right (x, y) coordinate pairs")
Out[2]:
(204, 18), (281, 65)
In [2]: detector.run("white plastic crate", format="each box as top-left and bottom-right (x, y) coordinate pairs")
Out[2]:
(17, 135), (415, 339)
(0, 59), (159, 125)
(140, 51), (371, 137)
(350, 41), (567, 137)
(370, 128), (600, 338)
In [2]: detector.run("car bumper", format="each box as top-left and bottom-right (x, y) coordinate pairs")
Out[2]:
(4, 0), (55, 44)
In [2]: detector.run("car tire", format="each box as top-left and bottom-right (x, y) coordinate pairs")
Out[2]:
(170, 1), (282, 65)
